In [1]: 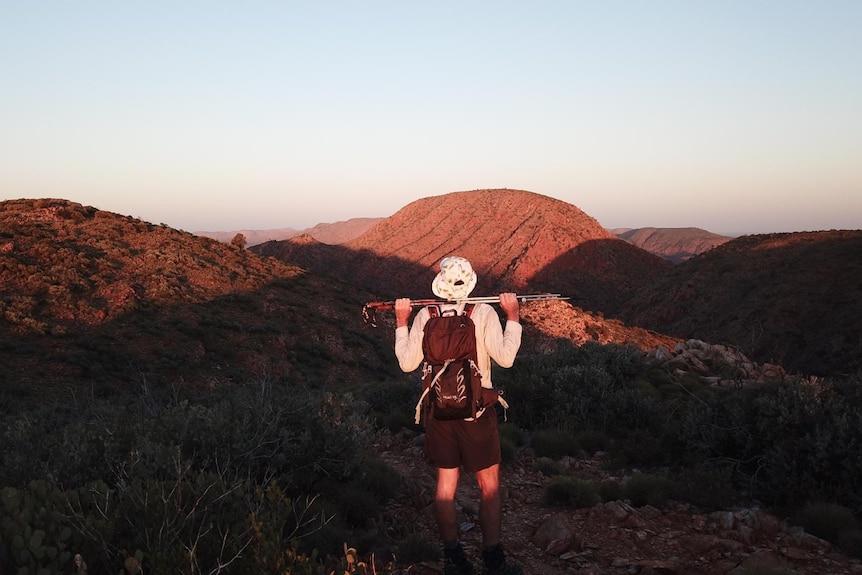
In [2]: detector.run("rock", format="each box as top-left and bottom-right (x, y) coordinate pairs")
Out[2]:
(734, 525), (753, 545)
(787, 530), (830, 551)
(755, 509), (786, 541)
(710, 510), (736, 530)
(532, 513), (575, 554)
(604, 500), (635, 521)
(623, 513), (647, 529)
(677, 534), (718, 554)
(632, 530), (650, 542)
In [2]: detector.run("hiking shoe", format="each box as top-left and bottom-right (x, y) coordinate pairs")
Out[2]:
(481, 545), (523, 575)
(444, 555), (474, 575)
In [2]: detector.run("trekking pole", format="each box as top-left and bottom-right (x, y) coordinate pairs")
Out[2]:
(362, 293), (569, 327)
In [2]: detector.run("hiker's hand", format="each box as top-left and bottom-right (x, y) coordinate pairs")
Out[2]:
(499, 292), (519, 322)
(395, 298), (411, 328)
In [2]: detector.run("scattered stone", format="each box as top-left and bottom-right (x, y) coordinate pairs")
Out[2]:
(532, 513), (575, 554)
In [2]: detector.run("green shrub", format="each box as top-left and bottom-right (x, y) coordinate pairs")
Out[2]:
(543, 477), (601, 508)
(793, 501), (859, 545)
(531, 428), (580, 459)
(374, 411), (417, 433)
(598, 480), (624, 503)
(326, 482), (383, 529)
(532, 457), (564, 476)
(500, 437), (518, 468)
(574, 430), (612, 455)
(671, 467), (739, 512)
(355, 458), (399, 505)
(623, 473), (674, 508)
(609, 428), (665, 469)
(396, 533), (439, 565)
(361, 380), (417, 416)
(499, 423), (527, 447)
(493, 342), (656, 434)
(838, 529), (862, 559)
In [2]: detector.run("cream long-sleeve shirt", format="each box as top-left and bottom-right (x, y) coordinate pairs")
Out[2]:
(394, 302), (522, 388)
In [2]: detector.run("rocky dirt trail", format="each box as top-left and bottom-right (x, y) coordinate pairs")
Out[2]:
(372, 431), (862, 575)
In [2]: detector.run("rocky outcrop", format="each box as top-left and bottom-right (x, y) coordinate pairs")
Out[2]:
(650, 339), (787, 386)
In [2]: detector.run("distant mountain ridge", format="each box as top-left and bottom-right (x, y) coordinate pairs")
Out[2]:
(195, 217), (384, 246)
(613, 227), (733, 263)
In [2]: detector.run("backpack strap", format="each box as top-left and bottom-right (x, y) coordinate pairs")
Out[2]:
(426, 303), (474, 318)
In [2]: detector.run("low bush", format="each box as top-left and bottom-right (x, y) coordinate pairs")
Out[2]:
(499, 422), (527, 447)
(623, 473), (675, 508)
(531, 428), (580, 459)
(574, 429), (612, 455)
(543, 477), (601, 508)
(598, 480), (624, 502)
(793, 501), (859, 546)
(838, 530), (862, 559)
(532, 457), (564, 477)
(670, 467), (739, 512)
(500, 437), (519, 468)
(395, 533), (439, 565)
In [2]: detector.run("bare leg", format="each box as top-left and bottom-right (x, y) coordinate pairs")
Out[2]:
(474, 463), (502, 547)
(435, 466), (461, 543)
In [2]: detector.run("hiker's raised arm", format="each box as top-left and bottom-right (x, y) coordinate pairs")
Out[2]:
(499, 292), (520, 322)
(395, 298), (412, 328)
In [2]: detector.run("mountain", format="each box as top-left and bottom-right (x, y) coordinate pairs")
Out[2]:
(614, 227), (733, 263)
(253, 189), (674, 314)
(618, 230), (862, 376)
(195, 217), (384, 246)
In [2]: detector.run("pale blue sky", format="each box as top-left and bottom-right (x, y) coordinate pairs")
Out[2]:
(2, 1), (860, 236)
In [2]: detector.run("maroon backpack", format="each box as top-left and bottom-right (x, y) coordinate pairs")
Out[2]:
(416, 304), (485, 422)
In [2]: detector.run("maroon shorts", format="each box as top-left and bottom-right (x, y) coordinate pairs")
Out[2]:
(424, 409), (500, 473)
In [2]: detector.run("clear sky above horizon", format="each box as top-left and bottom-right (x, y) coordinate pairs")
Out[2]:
(2, 1), (860, 236)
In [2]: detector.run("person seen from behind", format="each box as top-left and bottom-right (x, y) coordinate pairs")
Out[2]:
(394, 256), (524, 575)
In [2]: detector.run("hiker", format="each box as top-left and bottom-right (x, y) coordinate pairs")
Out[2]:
(394, 256), (523, 575)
